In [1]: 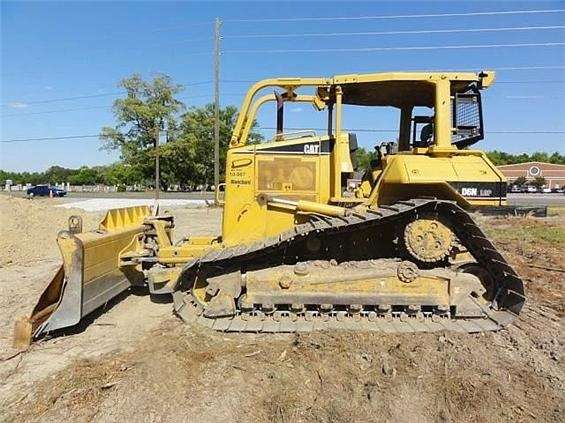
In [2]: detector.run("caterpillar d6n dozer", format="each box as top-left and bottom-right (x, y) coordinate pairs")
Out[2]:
(15, 70), (526, 348)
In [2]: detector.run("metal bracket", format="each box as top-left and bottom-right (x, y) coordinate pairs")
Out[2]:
(68, 215), (83, 234)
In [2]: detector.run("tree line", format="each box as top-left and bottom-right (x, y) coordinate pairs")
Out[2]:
(1, 73), (563, 189)
(484, 150), (564, 166)
(4, 149), (562, 188)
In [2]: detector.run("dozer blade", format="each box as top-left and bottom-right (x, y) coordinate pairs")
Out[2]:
(14, 206), (151, 350)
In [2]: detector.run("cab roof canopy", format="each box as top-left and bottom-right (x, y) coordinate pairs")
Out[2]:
(340, 80), (436, 108)
(327, 71), (491, 108)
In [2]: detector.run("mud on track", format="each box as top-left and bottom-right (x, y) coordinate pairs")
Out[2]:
(0, 196), (563, 422)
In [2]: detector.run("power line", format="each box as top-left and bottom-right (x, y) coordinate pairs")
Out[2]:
(223, 79), (256, 83)
(491, 65), (565, 71)
(229, 79), (565, 85)
(0, 80), (214, 107)
(226, 42), (565, 54)
(224, 9), (565, 23)
(497, 80), (565, 84)
(4, 66), (564, 110)
(3, 72), (564, 118)
(3, 128), (564, 144)
(1, 135), (100, 143)
(225, 25), (565, 39)
(3, 79), (565, 118)
(0, 93), (244, 118)
(259, 126), (565, 134)
(1, 105), (111, 118)
(92, 20), (214, 37)
(1, 92), (123, 107)
(0, 81), (244, 109)
(144, 20), (214, 34)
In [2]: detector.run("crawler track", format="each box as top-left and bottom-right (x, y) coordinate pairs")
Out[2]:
(173, 199), (525, 333)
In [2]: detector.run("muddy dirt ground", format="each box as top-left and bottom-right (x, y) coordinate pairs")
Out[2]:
(0, 196), (563, 422)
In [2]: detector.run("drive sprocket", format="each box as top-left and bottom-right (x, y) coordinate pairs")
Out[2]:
(403, 217), (454, 263)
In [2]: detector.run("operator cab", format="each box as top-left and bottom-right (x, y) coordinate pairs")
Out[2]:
(229, 71), (492, 202)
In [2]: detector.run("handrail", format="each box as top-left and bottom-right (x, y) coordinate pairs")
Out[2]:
(237, 94), (318, 148)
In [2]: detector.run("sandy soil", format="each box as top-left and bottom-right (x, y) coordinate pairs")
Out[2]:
(0, 196), (562, 422)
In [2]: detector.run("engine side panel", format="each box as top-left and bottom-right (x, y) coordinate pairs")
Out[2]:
(222, 136), (332, 245)
(375, 151), (507, 207)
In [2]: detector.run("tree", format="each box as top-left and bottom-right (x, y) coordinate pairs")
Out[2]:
(102, 163), (144, 187)
(100, 73), (185, 189)
(549, 152), (565, 164)
(513, 176), (527, 187)
(530, 176), (547, 189)
(355, 147), (378, 171)
(68, 167), (102, 185)
(43, 166), (76, 184)
(176, 104), (263, 186)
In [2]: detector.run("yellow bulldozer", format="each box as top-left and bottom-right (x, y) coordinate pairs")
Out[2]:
(15, 70), (526, 348)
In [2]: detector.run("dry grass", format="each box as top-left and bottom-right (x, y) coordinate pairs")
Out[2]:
(485, 218), (564, 248)
(6, 317), (563, 423)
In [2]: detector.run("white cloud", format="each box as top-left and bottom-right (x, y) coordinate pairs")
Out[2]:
(290, 107), (303, 113)
(8, 102), (28, 109)
(44, 86), (54, 91)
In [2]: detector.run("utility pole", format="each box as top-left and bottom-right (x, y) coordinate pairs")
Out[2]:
(155, 125), (160, 201)
(213, 17), (221, 199)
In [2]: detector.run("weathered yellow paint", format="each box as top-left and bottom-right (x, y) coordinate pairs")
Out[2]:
(99, 205), (151, 231)
(149, 70), (504, 258)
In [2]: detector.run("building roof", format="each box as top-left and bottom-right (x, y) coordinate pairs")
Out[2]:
(497, 161), (565, 170)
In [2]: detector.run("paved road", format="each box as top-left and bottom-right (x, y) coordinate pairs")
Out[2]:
(507, 193), (565, 206)
(1, 190), (215, 200)
(3, 191), (563, 208)
(57, 198), (210, 212)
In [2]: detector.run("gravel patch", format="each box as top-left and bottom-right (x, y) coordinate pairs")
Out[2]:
(57, 198), (209, 212)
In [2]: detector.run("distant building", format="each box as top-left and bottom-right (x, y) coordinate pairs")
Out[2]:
(497, 162), (565, 189)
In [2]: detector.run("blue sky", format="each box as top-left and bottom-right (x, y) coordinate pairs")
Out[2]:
(1, 0), (564, 172)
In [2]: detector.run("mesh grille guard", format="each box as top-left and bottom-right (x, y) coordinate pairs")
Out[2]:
(452, 84), (484, 149)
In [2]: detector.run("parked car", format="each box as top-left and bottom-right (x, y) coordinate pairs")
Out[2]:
(542, 187), (552, 193)
(526, 186), (538, 193)
(509, 185), (522, 193)
(26, 184), (67, 197)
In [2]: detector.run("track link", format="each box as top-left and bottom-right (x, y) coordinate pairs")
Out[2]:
(173, 199), (525, 333)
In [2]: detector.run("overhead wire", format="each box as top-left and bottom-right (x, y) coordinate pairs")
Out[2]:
(223, 9), (565, 23)
(3, 128), (565, 143)
(497, 80), (565, 84)
(258, 127), (565, 134)
(3, 61), (564, 109)
(225, 42), (565, 54)
(225, 25), (565, 39)
(2, 9), (564, 135)
(0, 80), (214, 107)
(1, 105), (111, 117)
(1, 135), (101, 143)
(2, 77), (565, 118)
(0, 93), (246, 118)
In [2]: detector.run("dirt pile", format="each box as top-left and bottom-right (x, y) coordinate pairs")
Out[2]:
(0, 196), (102, 267)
